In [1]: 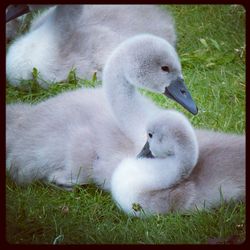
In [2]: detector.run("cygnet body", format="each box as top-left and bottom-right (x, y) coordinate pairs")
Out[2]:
(6, 34), (197, 190)
(6, 5), (177, 86)
(111, 110), (198, 216)
(113, 129), (245, 216)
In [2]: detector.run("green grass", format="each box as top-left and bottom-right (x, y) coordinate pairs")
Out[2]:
(6, 178), (246, 244)
(6, 5), (245, 244)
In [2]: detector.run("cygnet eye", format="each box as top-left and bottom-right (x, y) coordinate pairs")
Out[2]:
(161, 66), (170, 73)
(148, 133), (153, 138)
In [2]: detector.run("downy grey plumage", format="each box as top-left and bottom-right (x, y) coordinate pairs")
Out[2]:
(119, 129), (245, 215)
(111, 110), (199, 216)
(6, 5), (176, 86)
(7, 34), (194, 190)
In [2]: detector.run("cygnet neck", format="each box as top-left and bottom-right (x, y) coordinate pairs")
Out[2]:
(178, 138), (198, 177)
(103, 50), (159, 149)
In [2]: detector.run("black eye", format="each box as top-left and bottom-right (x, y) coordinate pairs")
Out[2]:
(161, 66), (170, 72)
(148, 133), (153, 138)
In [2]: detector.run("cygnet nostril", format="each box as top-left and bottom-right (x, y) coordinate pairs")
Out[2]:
(180, 89), (187, 97)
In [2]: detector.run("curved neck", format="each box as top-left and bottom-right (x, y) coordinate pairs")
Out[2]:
(103, 55), (159, 150)
(178, 142), (198, 177)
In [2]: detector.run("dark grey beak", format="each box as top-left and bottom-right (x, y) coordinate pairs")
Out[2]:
(6, 5), (30, 23)
(137, 141), (155, 159)
(164, 77), (198, 115)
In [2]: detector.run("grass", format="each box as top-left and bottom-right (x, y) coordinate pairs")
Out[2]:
(6, 179), (246, 244)
(6, 5), (245, 244)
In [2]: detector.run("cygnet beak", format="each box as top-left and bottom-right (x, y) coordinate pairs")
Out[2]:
(6, 5), (30, 23)
(137, 141), (155, 159)
(164, 77), (198, 115)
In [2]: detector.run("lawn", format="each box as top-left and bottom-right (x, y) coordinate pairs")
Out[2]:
(5, 5), (245, 244)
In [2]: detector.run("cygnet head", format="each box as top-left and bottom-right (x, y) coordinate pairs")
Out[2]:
(104, 34), (198, 115)
(137, 110), (199, 175)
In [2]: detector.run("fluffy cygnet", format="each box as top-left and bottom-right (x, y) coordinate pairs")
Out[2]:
(6, 34), (197, 190)
(111, 129), (245, 216)
(111, 110), (198, 216)
(6, 5), (177, 86)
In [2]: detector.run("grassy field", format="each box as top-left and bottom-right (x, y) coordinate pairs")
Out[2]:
(6, 5), (245, 244)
